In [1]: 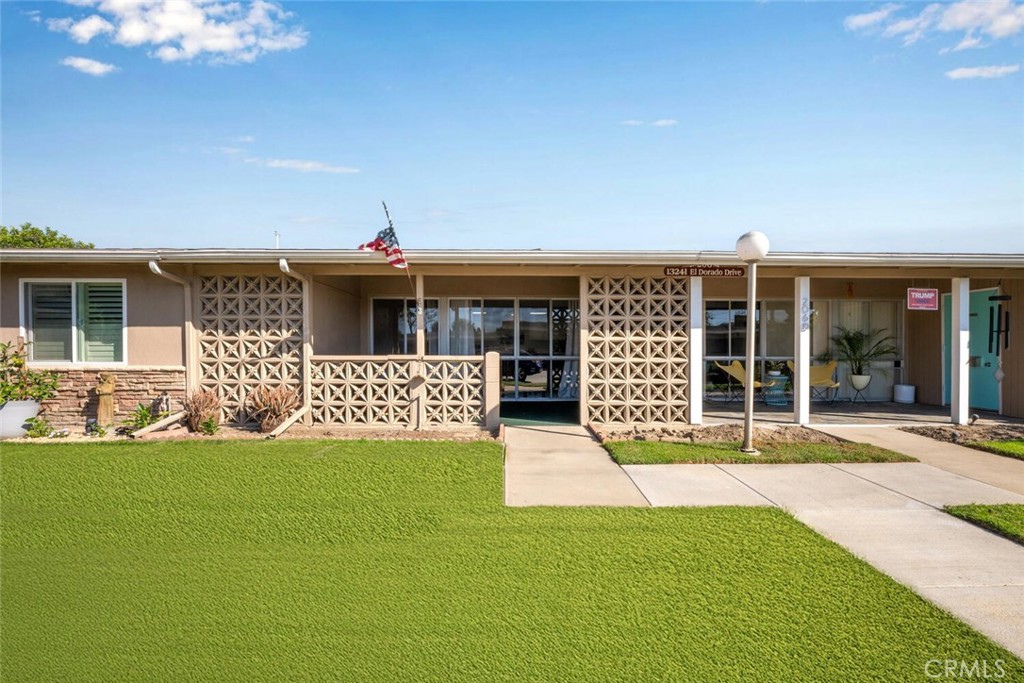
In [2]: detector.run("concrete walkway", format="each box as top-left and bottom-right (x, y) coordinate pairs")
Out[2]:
(503, 425), (648, 507)
(623, 461), (1024, 657)
(813, 426), (1024, 496)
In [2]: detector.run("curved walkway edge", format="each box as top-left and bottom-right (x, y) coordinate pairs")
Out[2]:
(503, 425), (648, 507)
(810, 425), (1024, 496)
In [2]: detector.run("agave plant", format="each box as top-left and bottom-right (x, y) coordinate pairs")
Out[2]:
(829, 326), (898, 376)
(247, 385), (300, 433)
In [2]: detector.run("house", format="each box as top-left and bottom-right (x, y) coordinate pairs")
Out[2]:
(1, 248), (1021, 430)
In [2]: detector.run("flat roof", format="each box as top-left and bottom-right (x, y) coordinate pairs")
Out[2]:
(1, 247), (1022, 268)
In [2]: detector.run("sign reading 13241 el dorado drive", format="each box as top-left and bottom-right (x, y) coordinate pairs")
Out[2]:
(664, 265), (746, 277)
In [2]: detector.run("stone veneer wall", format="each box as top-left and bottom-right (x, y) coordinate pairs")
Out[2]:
(39, 368), (187, 429)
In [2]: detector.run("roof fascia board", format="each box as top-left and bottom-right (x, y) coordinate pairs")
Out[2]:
(2, 248), (1022, 269)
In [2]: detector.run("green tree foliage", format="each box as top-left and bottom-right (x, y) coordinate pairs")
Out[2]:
(0, 223), (94, 249)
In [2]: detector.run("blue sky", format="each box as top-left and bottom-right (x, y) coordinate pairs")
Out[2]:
(2, 1), (1022, 253)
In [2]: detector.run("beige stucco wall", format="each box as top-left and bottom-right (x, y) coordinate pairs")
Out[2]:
(0, 263), (185, 367)
(310, 276), (361, 355)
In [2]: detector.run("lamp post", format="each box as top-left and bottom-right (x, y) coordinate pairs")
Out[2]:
(736, 231), (770, 454)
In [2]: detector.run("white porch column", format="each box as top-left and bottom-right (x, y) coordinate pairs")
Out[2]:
(578, 276), (590, 426)
(950, 277), (970, 424)
(415, 274), (425, 357)
(688, 277), (703, 424)
(793, 276), (811, 425)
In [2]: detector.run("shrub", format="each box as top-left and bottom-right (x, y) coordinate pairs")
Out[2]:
(0, 341), (59, 404)
(24, 416), (67, 438)
(183, 390), (222, 434)
(199, 416), (219, 436)
(247, 385), (300, 433)
(121, 403), (168, 431)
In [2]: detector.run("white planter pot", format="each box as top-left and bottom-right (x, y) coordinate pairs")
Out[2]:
(893, 384), (916, 404)
(849, 374), (872, 391)
(0, 400), (42, 440)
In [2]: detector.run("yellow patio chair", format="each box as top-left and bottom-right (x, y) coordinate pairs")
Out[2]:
(786, 360), (841, 405)
(714, 360), (763, 402)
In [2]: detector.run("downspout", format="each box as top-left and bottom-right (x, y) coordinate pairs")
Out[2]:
(148, 260), (197, 393)
(272, 258), (312, 438)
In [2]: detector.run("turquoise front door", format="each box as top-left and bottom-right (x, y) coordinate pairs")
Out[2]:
(943, 288), (1000, 411)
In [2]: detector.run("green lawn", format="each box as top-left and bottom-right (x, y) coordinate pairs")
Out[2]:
(946, 504), (1024, 544)
(605, 439), (915, 465)
(1, 440), (1018, 682)
(969, 439), (1024, 461)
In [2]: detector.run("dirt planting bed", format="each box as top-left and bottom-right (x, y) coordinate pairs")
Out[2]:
(595, 424), (843, 446)
(901, 423), (1024, 445)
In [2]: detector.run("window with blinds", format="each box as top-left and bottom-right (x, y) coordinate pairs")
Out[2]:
(25, 281), (125, 363)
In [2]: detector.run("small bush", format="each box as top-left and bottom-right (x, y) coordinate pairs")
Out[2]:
(248, 385), (300, 433)
(1, 341), (59, 403)
(121, 403), (168, 432)
(184, 390), (222, 433)
(199, 416), (219, 436)
(24, 416), (67, 438)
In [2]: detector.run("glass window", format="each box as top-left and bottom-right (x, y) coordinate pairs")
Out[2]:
(704, 301), (759, 358)
(482, 300), (515, 355)
(829, 300), (899, 358)
(372, 299), (406, 354)
(421, 300), (440, 355)
(372, 298), (439, 354)
(551, 300), (579, 356)
(28, 283), (73, 361)
(500, 359), (516, 398)
(518, 300), (549, 356)
(516, 359), (550, 398)
(705, 301), (731, 357)
(764, 301), (794, 357)
(449, 299), (482, 355)
(26, 281), (124, 363)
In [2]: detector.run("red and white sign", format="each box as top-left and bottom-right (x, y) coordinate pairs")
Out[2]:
(907, 288), (939, 311)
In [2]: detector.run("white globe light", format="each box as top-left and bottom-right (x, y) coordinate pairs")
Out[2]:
(736, 231), (770, 262)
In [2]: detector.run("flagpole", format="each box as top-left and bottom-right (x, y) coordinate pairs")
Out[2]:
(382, 201), (415, 296)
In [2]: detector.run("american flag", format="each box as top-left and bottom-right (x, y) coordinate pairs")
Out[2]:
(358, 224), (407, 269)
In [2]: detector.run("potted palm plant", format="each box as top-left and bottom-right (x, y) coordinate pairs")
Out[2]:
(829, 326), (898, 392)
(0, 341), (59, 439)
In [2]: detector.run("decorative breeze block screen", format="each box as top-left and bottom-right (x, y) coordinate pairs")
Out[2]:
(310, 358), (484, 427)
(585, 277), (689, 425)
(310, 359), (413, 425)
(198, 275), (304, 424)
(423, 359), (484, 426)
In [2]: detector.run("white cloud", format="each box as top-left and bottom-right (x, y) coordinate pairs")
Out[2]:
(60, 56), (118, 76)
(945, 64), (1020, 79)
(235, 135), (255, 143)
(949, 34), (984, 51)
(49, 14), (115, 43)
(621, 119), (677, 127)
(244, 157), (360, 174)
(46, 0), (308, 65)
(843, 3), (902, 31)
(24, 10), (42, 23)
(846, 0), (1024, 49)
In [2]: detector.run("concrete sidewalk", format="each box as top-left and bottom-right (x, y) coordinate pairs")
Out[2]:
(503, 425), (649, 507)
(624, 461), (1024, 656)
(813, 426), (1024, 496)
